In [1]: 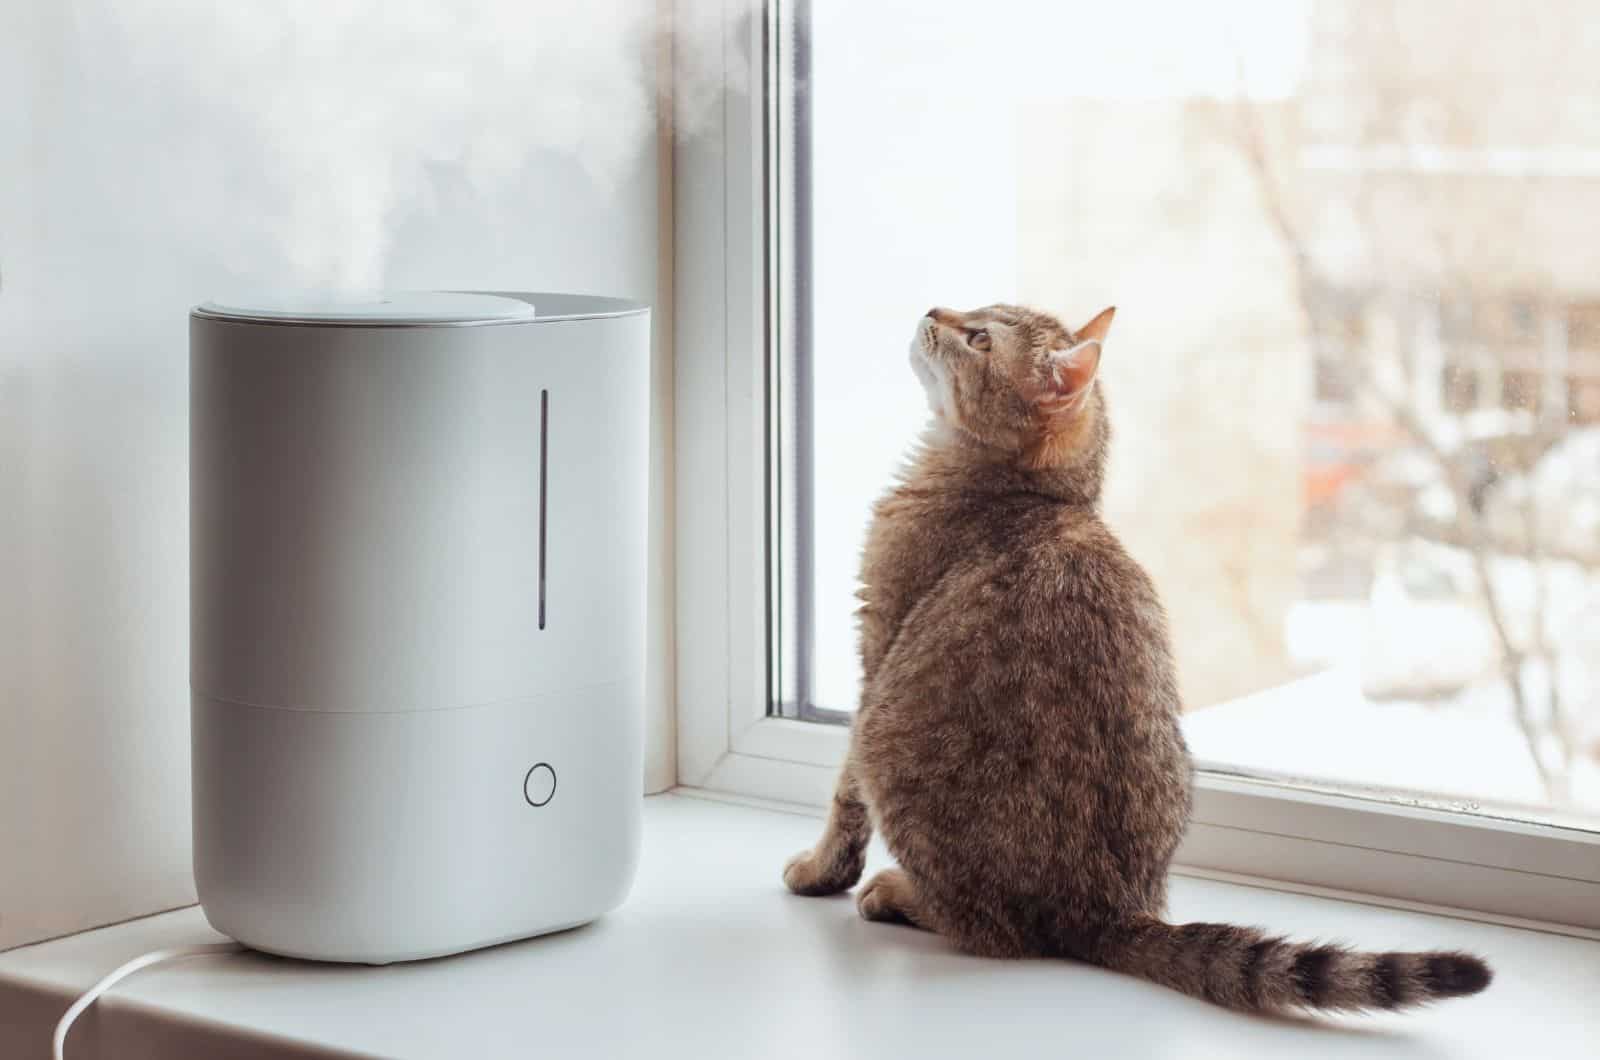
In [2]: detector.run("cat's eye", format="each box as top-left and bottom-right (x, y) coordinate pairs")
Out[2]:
(967, 329), (991, 352)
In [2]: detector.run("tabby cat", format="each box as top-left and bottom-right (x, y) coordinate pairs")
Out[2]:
(782, 302), (1491, 1013)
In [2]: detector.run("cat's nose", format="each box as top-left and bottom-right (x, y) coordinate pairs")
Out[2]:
(926, 307), (952, 326)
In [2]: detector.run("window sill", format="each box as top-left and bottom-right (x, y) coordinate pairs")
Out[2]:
(698, 714), (1600, 932)
(4, 793), (1597, 1059)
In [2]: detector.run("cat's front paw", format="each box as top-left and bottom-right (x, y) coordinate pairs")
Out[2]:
(782, 849), (860, 896)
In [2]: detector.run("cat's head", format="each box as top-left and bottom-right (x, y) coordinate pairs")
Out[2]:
(909, 303), (1115, 471)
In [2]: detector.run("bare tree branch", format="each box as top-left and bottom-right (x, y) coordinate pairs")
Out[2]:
(1228, 90), (1571, 802)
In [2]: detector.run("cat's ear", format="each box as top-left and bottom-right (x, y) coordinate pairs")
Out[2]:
(1074, 306), (1115, 345)
(1042, 339), (1102, 411)
(1040, 306), (1114, 412)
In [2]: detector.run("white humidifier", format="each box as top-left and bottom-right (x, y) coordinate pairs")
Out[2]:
(189, 291), (649, 963)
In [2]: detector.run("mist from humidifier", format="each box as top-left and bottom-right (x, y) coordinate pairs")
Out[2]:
(87, 0), (709, 291)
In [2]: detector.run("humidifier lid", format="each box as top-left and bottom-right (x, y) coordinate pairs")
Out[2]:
(194, 290), (538, 326)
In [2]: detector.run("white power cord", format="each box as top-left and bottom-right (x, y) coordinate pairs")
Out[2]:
(52, 941), (245, 1060)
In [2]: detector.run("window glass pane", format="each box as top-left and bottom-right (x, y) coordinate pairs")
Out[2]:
(789, 0), (1600, 825)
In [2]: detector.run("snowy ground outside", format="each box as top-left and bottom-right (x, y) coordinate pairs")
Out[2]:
(1182, 665), (1600, 826)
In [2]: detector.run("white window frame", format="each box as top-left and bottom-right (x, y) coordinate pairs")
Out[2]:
(670, 0), (1600, 935)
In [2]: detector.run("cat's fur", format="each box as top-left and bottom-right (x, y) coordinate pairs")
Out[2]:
(783, 302), (1491, 1014)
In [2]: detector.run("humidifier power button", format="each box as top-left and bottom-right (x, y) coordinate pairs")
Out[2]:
(523, 763), (557, 807)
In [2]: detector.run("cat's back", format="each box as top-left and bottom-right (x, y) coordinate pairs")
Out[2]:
(867, 474), (1176, 702)
(856, 482), (1189, 909)
(858, 469), (1034, 620)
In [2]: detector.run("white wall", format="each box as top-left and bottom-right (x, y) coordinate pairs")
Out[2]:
(0, 1), (671, 951)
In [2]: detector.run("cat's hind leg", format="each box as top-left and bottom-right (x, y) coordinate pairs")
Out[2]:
(856, 870), (1023, 958)
(783, 762), (871, 896)
(855, 868), (928, 927)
